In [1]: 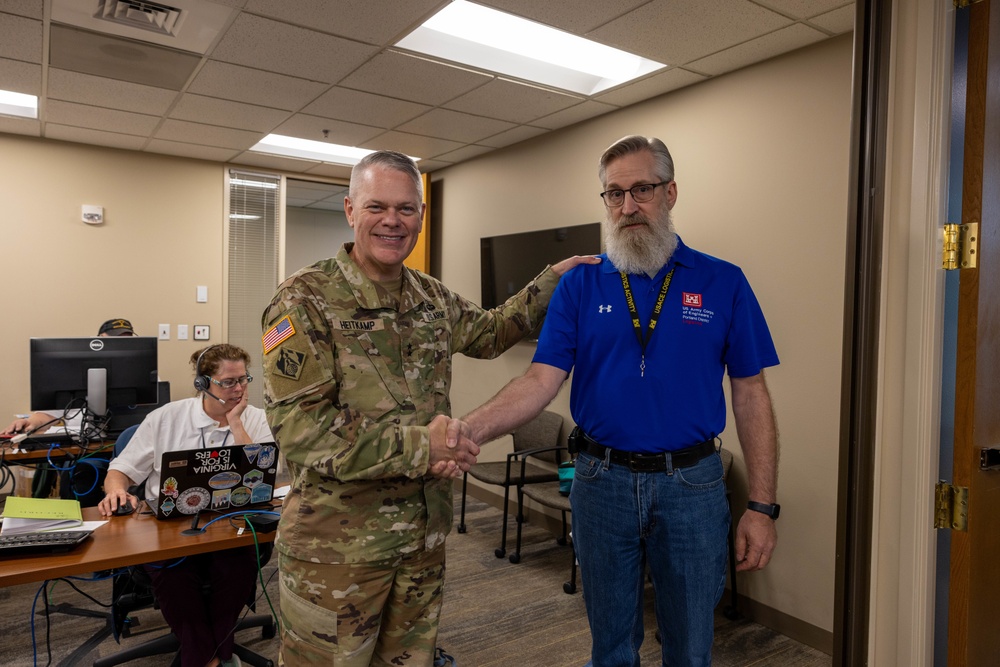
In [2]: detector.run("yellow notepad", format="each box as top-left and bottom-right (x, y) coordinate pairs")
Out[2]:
(1, 497), (84, 535)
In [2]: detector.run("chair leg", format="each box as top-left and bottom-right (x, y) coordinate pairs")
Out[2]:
(495, 482), (511, 558)
(509, 484), (525, 564)
(556, 510), (568, 546)
(457, 473), (468, 534)
(563, 536), (578, 594)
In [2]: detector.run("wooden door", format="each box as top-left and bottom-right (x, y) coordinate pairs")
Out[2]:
(948, 1), (1000, 664)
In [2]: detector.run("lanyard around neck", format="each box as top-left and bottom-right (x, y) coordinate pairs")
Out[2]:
(200, 427), (232, 450)
(619, 268), (675, 377)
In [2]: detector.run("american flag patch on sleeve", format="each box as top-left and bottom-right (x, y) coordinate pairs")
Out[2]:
(263, 315), (296, 354)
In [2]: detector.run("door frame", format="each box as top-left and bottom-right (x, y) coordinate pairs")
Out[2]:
(842, 0), (958, 664)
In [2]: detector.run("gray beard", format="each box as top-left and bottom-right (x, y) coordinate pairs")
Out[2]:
(604, 211), (678, 276)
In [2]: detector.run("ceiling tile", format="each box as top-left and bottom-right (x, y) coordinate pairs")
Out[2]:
(46, 100), (160, 136)
(210, 13), (378, 84)
(477, 125), (548, 149)
(433, 144), (495, 163)
(360, 130), (465, 160)
(476, 0), (650, 34)
(303, 87), (430, 128)
(154, 118), (263, 149)
(47, 68), (178, 115)
(1, 1), (43, 19)
(270, 114), (384, 146)
(588, 0), (791, 66)
(397, 108), (516, 144)
(686, 23), (827, 77)
(0, 57), (41, 95)
(339, 51), (493, 106)
(444, 79), (581, 124)
(0, 115), (39, 136)
(187, 61), (328, 111)
(754, 0), (851, 19)
(145, 139), (241, 162)
(595, 68), (707, 107)
(810, 5), (855, 34)
(532, 100), (619, 130)
(169, 94), (290, 133)
(0, 12), (41, 63)
(44, 123), (148, 151)
(229, 151), (320, 172)
(243, 0), (443, 46)
(303, 163), (354, 179)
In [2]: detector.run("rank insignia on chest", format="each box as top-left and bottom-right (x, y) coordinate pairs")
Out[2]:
(274, 347), (306, 380)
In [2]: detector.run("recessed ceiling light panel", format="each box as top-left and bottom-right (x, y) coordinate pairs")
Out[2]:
(0, 90), (38, 119)
(395, 1), (666, 95)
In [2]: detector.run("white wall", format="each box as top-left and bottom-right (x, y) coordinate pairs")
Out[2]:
(284, 206), (352, 278)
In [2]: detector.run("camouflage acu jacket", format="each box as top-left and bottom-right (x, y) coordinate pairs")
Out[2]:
(261, 243), (558, 564)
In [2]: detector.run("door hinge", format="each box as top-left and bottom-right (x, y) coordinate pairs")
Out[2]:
(942, 222), (979, 270)
(935, 481), (969, 531)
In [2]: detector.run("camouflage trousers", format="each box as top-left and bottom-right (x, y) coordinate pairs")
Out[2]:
(278, 546), (446, 667)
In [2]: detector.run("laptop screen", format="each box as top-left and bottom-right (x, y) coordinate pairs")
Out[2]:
(151, 442), (278, 519)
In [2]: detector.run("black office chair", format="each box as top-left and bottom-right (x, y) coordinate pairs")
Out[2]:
(94, 427), (277, 667)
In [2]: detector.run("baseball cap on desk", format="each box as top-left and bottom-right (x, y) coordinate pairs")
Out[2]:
(98, 318), (136, 336)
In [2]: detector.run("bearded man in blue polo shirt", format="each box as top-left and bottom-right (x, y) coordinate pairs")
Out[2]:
(461, 135), (780, 667)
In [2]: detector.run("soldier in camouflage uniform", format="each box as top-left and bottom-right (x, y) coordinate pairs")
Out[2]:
(260, 150), (598, 667)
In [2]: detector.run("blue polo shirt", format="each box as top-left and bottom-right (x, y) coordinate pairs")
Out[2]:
(533, 237), (779, 453)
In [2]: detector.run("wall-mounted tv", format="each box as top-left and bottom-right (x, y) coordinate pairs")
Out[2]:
(481, 222), (603, 339)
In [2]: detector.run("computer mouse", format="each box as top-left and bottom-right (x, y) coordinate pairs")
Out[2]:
(114, 501), (135, 516)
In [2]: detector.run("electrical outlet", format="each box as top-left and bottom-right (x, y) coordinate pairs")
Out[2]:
(158, 324), (170, 340)
(194, 325), (210, 341)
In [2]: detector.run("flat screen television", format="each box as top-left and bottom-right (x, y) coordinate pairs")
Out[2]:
(481, 222), (603, 339)
(30, 337), (159, 416)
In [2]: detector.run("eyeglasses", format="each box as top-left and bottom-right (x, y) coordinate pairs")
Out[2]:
(210, 374), (253, 389)
(599, 181), (671, 207)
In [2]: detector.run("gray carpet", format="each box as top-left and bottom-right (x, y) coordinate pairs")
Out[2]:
(0, 493), (831, 666)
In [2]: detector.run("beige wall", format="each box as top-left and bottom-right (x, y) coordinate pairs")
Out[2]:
(0, 135), (226, 414)
(436, 35), (854, 637)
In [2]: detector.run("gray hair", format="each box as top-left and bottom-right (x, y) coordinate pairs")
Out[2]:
(350, 150), (423, 200)
(598, 135), (674, 187)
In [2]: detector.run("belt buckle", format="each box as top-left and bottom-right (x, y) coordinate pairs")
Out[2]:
(628, 452), (665, 472)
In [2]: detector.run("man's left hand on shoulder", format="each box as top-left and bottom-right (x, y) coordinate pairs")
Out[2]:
(734, 509), (778, 572)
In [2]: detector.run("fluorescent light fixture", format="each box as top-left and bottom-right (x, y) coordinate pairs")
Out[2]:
(395, 1), (666, 95)
(250, 134), (423, 167)
(230, 178), (278, 189)
(0, 89), (38, 119)
(229, 214), (262, 220)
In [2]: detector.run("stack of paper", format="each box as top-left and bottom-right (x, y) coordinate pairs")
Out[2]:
(0, 497), (83, 535)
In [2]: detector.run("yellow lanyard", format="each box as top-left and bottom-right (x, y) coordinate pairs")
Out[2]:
(619, 268), (674, 377)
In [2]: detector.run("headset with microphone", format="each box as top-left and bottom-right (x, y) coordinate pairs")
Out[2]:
(193, 344), (226, 404)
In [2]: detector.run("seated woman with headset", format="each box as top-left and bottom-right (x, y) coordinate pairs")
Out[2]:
(98, 343), (273, 667)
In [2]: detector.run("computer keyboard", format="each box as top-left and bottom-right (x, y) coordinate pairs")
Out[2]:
(0, 530), (91, 556)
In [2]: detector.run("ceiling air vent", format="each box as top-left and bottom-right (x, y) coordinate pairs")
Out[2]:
(94, 0), (183, 37)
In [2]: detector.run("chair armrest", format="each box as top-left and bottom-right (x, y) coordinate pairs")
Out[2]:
(514, 446), (569, 484)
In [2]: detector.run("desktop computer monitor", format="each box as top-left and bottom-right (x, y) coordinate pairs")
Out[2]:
(29, 337), (159, 416)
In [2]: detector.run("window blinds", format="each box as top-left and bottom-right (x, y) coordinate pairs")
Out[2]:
(227, 169), (280, 408)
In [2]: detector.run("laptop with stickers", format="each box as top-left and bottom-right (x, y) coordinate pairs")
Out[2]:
(151, 442), (279, 519)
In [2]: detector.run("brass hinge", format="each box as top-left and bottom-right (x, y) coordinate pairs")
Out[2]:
(934, 481), (969, 531)
(942, 222), (979, 270)
(955, 0), (986, 8)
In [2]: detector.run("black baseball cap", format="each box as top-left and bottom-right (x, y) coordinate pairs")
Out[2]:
(98, 318), (136, 336)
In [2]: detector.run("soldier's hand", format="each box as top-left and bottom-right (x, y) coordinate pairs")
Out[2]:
(551, 254), (602, 276)
(428, 415), (479, 479)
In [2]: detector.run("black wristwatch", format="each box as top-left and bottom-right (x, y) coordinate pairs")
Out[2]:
(747, 501), (780, 520)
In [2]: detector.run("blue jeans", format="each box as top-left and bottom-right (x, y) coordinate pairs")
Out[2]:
(572, 449), (729, 667)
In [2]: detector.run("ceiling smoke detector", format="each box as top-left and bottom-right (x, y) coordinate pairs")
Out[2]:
(95, 0), (184, 37)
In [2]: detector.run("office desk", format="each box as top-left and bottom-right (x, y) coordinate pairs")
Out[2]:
(0, 504), (279, 587)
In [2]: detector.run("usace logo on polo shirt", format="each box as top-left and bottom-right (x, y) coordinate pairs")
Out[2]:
(681, 292), (715, 325)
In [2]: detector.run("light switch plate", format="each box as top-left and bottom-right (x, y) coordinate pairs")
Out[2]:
(177, 324), (189, 340)
(196, 286), (208, 303)
(158, 324), (170, 340)
(193, 325), (210, 341)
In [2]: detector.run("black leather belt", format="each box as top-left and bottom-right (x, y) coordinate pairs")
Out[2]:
(580, 433), (715, 472)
